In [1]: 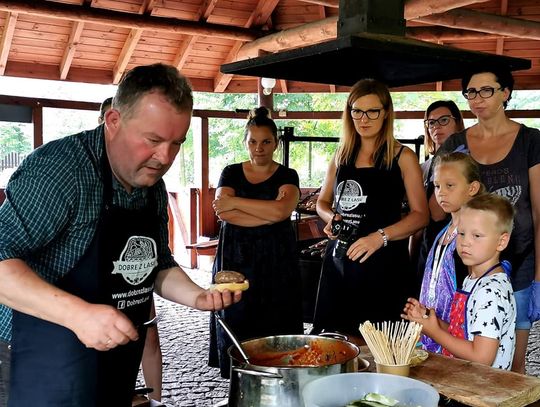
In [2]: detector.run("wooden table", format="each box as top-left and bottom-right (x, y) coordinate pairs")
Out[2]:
(359, 346), (540, 407)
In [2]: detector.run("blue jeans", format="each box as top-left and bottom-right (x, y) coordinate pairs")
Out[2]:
(0, 340), (9, 407)
(515, 285), (532, 330)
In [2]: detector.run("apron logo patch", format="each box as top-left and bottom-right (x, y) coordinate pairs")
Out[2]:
(336, 180), (367, 211)
(112, 236), (158, 285)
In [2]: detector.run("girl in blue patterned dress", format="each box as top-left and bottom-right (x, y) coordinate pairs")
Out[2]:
(419, 152), (484, 352)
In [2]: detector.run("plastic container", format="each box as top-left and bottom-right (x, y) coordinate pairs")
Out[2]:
(376, 362), (410, 377)
(302, 372), (440, 407)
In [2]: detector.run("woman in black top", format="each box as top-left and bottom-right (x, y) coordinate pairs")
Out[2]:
(312, 79), (428, 335)
(208, 107), (303, 378)
(439, 67), (540, 373)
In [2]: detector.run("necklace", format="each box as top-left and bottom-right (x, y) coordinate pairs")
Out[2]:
(428, 222), (457, 303)
(443, 224), (458, 244)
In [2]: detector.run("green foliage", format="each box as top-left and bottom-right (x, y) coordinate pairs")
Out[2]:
(7, 88), (538, 190)
(0, 123), (32, 157)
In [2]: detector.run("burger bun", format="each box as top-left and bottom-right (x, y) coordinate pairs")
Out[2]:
(210, 280), (249, 292)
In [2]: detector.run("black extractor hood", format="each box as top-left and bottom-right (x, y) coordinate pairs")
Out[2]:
(221, 0), (531, 88)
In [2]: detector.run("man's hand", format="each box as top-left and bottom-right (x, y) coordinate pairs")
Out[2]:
(68, 303), (139, 351)
(195, 289), (242, 311)
(528, 281), (540, 322)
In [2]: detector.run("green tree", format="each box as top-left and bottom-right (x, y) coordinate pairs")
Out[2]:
(0, 123), (32, 157)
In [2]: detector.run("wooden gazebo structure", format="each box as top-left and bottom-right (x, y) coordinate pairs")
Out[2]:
(1, 0), (540, 267)
(0, 0), (539, 92)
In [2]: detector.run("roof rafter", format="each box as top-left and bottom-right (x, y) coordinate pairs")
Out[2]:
(237, 0), (540, 60)
(173, 35), (199, 71)
(214, 41), (244, 92)
(59, 20), (84, 80)
(407, 26), (498, 41)
(213, 0), (280, 92)
(280, 79), (288, 94)
(199, 0), (219, 21)
(0, 0), (259, 42)
(414, 8), (540, 40)
(404, 0), (490, 20)
(0, 11), (17, 75)
(296, 0), (338, 8)
(495, 0), (509, 55)
(113, 28), (143, 84)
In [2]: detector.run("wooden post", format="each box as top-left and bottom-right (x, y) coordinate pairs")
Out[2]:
(198, 116), (216, 237)
(32, 103), (43, 148)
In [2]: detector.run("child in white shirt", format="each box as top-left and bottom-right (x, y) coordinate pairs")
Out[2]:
(403, 193), (516, 369)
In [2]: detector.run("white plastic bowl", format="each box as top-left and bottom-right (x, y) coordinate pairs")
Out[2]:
(302, 372), (439, 407)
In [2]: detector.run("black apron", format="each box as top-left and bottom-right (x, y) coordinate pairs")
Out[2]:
(9, 153), (161, 407)
(313, 147), (412, 334)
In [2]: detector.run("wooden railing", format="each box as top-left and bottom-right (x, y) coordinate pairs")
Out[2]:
(0, 152), (26, 171)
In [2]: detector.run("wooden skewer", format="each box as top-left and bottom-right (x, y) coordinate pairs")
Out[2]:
(359, 320), (423, 366)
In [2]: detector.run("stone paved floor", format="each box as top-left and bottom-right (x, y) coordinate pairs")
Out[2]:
(144, 267), (540, 407)
(140, 267), (229, 407)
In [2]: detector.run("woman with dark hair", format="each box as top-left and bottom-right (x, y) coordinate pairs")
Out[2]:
(440, 67), (540, 373)
(208, 107), (303, 378)
(312, 79), (428, 335)
(412, 101), (465, 287)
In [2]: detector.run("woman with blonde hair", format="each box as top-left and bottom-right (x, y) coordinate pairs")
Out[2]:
(312, 79), (428, 334)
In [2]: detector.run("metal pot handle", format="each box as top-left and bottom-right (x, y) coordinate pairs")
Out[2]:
(318, 331), (349, 341)
(232, 366), (283, 379)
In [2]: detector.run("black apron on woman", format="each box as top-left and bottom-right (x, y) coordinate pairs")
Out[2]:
(10, 154), (160, 407)
(313, 146), (414, 335)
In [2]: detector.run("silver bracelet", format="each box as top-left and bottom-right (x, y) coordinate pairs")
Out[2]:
(377, 228), (388, 247)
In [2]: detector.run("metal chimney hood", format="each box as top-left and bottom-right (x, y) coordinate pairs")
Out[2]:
(221, 0), (531, 88)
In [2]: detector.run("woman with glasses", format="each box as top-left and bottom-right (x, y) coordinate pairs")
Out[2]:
(412, 101), (465, 288)
(312, 79), (428, 335)
(440, 67), (540, 373)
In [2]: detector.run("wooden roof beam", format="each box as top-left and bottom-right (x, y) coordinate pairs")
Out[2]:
(0, 11), (17, 75)
(237, 24), (501, 60)
(234, 0), (494, 60)
(0, 0), (259, 42)
(113, 28), (143, 84)
(414, 9), (540, 40)
(246, 0), (279, 28)
(59, 21), (84, 80)
(173, 36), (199, 70)
(236, 17), (338, 60)
(280, 79), (288, 94)
(296, 0), (338, 7)
(295, 0), (490, 16)
(199, 0), (219, 21)
(404, 0), (491, 20)
(138, 0), (156, 15)
(495, 0), (508, 55)
(407, 26), (498, 41)
(214, 42), (244, 93)
(212, 0), (280, 92)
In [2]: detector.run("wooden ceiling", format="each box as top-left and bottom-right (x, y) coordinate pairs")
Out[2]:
(0, 0), (539, 93)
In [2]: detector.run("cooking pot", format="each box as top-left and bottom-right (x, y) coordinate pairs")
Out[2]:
(227, 334), (360, 407)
